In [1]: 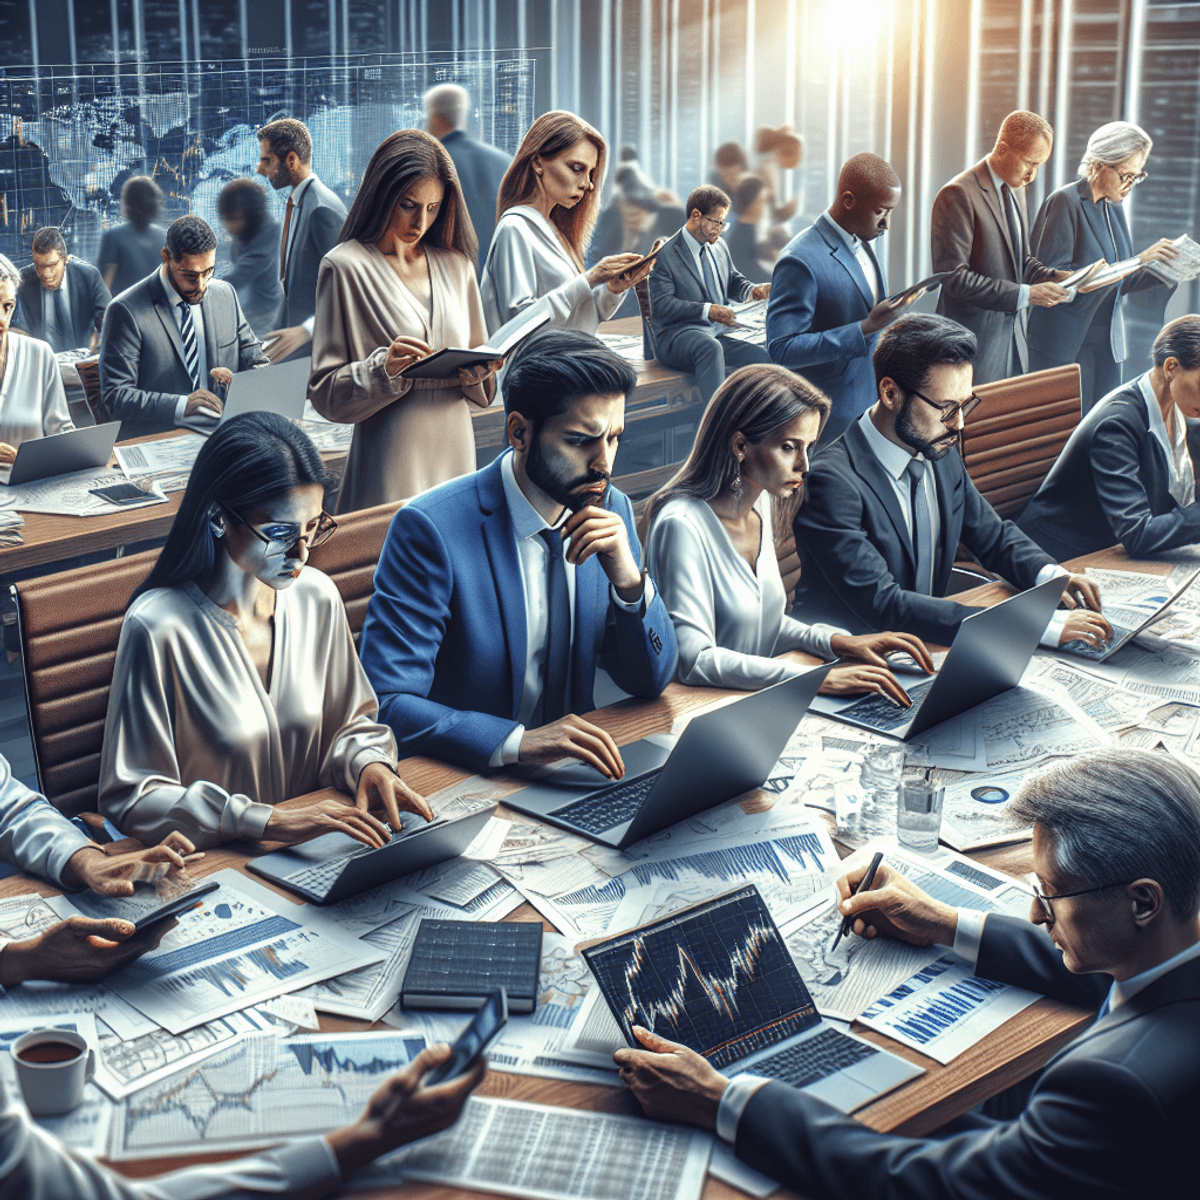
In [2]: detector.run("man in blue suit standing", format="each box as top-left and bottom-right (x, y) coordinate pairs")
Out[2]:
(361, 330), (678, 775)
(648, 185), (773, 403)
(766, 153), (915, 441)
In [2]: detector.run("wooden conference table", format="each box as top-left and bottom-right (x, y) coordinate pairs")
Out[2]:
(6, 549), (1161, 1198)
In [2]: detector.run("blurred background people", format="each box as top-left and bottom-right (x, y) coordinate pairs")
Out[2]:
(98, 175), (168, 297)
(755, 124), (803, 248)
(216, 178), (284, 340)
(726, 175), (769, 279)
(13, 226), (109, 353)
(710, 141), (749, 193)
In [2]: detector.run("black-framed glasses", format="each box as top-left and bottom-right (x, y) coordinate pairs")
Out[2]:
(906, 386), (982, 427)
(220, 505), (337, 556)
(1110, 167), (1149, 188)
(1023, 873), (1136, 928)
(700, 214), (728, 232)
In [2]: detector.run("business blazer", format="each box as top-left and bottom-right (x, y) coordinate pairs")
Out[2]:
(724, 221), (764, 282)
(792, 420), (1055, 644)
(439, 129), (511, 277)
(932, 160), (1057, 384)
(98, 269), (269, 439)
(1028, 177), (1172, 365)
(281, 174), (347, 328)
(13, 258), (110, 351)
(647, 228), (756, 361)
(1018, 379), (1200, 561)
(221, 217), (284, 338)
(359, 454), (678, 771)
(734, 915), (1200, 1200)
(765, 214), (883, 433)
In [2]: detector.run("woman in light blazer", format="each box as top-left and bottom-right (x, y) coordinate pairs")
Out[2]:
(1028, 121), (1178, 413)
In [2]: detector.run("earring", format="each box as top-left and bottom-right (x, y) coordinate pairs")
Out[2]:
(209, 519), (224, 539)
(731, 457), (744, 497)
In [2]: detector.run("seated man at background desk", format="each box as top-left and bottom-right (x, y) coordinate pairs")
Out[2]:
(615, 748), (1200, 1199)
(361, 329), (677, 775)
(13, 226), (110, 354)
(98, 215), (268, 439)
(791, 313), (1110, 649)
(648, 184), (772, 404)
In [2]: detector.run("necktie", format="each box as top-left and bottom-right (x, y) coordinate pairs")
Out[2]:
(48, 286), (69, 351)
(1003, 185), (1030, 372)
(279, 194), (294, 288)
(700, 244), (722, 307)
(538, 528), (571, 725)
(1096, 990), (1112, 1021)
(177, 299), (200, 391)
(860, 238), (886, 304)
(1102, 203), (1128, 363)
(905, 457), (935, 595)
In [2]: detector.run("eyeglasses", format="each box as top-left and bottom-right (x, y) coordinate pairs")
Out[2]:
(906, 386), (982, 427)
(1023, 873), (1136, 928)
(220, 505), (337, 556)
(700, 214), (728, 232)
(171, 264), (216, 285)
(1109, 167), (1149, 188)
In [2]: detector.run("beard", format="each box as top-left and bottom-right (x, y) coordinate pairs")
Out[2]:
(525, 433), (610, 512)
(895, 397), (958, 461)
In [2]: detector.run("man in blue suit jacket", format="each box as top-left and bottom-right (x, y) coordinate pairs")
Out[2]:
(361, 330), (678, 774)
(766, 153), (914, 441)
(648, 185), (772, 403)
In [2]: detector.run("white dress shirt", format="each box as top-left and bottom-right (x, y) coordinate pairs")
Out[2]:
(163, 265), (213, 430)
(1138, 371), (1195, 508)
(0, 333), (73, 457)
(985, 160), (1031, 312)
(284, 173), (318, 336)
(824, 217), (882, 303)
(854, 412), (1068, 646)
(489, 451), (653, 766)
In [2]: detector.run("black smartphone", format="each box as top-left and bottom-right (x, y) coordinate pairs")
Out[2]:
(133, 880), (220, 933)
(424, 988), (508, 1086)
(89, 482), (155, 507)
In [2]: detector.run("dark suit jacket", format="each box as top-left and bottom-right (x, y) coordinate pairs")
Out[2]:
(648, 228), (755, 361)
(932, 160), (1057, 384)
(1028, 178), (1172, 364)
(440, 129), (511, 277)
(735, 916), (1200, 1200)
(1018, 380), (1200, 560)
(282, 174), (347, 328)
(222, 218), (283, 338)
(359, 454), (678, 771)
(765, 214), (884, 432)
(725, 221), (763, 282)
(14, 259), (110, 351)
(98, 269), (269, 439)
(792, 420), (1056, 644)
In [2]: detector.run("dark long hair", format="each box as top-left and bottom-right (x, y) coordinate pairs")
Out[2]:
(339, 129), (478, 264)
(217, 177), (270, 242)
(496, 111), (607, 268)
(639, 364), (831, 544)
(133, 412), (335, 600)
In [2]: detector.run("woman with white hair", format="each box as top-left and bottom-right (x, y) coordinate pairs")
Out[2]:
(0, 252), (73, 472)
(1028, 120), (1179, 413)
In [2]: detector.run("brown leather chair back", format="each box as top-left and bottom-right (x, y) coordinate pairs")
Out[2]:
(962, 363), (1081, 519)
(13, 500), (401, 816)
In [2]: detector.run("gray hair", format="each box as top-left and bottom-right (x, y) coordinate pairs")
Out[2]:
(0, 253), (19, 291)
(1078, 121), (1152, 177)
(1010, 749), (1200, 920)
(423, 83), (471, 131)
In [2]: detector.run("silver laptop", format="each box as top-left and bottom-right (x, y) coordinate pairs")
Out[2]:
(219, 356), (311, 424)
(810, 575), (1065, 740)
(1061, 569), (1200, 663)
(503, 664), (831, 850)
(247, 803), (495, 904)
(3, 422), (121, 486)
(583, 884), (923, 1112)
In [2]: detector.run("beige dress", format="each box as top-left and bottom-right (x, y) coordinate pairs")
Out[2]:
(309, 240), (495, 513)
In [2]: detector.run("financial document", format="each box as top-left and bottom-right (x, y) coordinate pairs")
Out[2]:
(0, 891), (64, 940)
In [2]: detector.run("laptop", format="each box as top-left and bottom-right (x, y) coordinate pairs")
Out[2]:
(4, 422), (121, 486)
(810, 575), (1064, 740)
(219, 356), (311, 424)
(583, 884), (923, 1112)
(247, 803), (495, 904)
(1060, 568), (1200, 662)
(503, 664), (831, 850)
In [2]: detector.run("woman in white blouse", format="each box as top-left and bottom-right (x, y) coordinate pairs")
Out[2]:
(643, 364), (933, 701)
(0, 254), (72, 470)
(480, 110), (655, 336)
(99, 412), (431, 850)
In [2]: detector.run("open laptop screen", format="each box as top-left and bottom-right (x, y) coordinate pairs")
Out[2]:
(583, 884), (820, 1070)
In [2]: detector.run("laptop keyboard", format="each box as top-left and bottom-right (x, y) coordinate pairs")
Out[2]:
(552, 770), (663, 835)
(750, 1027), (879, 1090)
(1061, 622), (1129, 661)
(279, 822), (443, 895)
(835, 679), (934, 732)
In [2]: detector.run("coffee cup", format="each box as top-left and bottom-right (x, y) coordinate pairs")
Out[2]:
(12, 1028), (95, 1116)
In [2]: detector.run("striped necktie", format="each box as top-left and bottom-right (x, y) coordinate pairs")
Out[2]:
(177, 299), (200, 390)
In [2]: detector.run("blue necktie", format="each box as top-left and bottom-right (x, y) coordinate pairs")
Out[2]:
(538, 528), (571, 725)
(700, 244), (722, 306)
(177, 299), (200, 390)
(48, 286), (70, 351)
(906, 458), (935, 595)
(1102, 203), (1128, 363)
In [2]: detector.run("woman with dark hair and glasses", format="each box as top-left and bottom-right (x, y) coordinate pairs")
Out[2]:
(216, 177), (283, 338)
(99, 411), (431, 850)
(1028, 120), (1179, 413)
(310, 129), (499, 513)
(641, 363), (932, 701)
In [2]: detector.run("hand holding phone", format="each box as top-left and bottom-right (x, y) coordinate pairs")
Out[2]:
(423, 988), (508, 1086)
(133, 880), (220, 933)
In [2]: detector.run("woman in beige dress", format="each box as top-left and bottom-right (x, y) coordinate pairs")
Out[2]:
(310, 129), (497, 513)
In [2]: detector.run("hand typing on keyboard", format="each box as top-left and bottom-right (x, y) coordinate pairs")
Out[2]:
(263, 796), (392, 849)
(356, 760), (433, 828)
(519, 714), (626, 780)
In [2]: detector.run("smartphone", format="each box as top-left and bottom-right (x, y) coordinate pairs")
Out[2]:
(133, 880), (220, 934)
(89, 482), (155, 507)
(424, 988), (508, 1086)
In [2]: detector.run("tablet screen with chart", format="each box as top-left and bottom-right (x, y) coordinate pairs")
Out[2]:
(583, 885), (820, 1070)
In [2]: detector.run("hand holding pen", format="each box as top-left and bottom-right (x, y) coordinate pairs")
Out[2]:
(831, 852), (883, 950)
(834, 855), (959, 948)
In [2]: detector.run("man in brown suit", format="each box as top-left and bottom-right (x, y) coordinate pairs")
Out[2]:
(931, 110), (1070, 384)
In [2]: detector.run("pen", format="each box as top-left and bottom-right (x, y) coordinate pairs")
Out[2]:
(831, 851), (884, 952)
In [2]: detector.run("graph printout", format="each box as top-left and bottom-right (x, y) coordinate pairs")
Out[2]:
(583, 885), (818, 1070)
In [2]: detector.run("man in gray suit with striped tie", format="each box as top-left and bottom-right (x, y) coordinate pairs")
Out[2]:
(98, 215), (269, 439)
